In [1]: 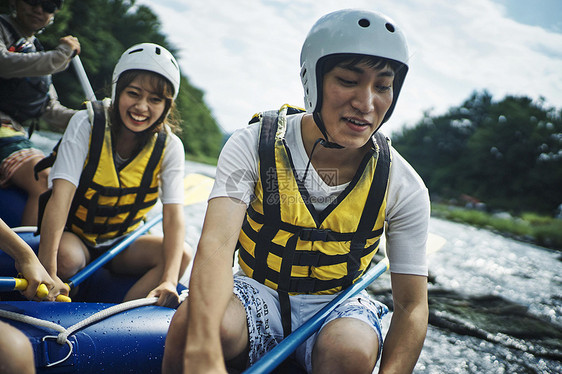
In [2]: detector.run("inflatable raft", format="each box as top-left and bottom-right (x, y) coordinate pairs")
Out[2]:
(0, 180), (204, 373)
(0, 229), (185, 373)
(0, 185), (27, 228)
(0, 300), (176, 373)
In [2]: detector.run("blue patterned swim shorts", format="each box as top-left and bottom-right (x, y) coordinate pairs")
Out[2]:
(232, 275), (388, 373)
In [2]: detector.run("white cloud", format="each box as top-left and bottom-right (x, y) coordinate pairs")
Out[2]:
(138, 0), (562, 135)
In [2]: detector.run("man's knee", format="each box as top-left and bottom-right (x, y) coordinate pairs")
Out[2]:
(163, 295), (249, 372)
(219, 295), (249, 361)
(312, 318), (379, 374)
(163, 301), (188, 373)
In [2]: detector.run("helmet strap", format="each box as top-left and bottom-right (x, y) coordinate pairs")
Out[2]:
(312, 111), (344, 149)
(300, 137), (323, 183)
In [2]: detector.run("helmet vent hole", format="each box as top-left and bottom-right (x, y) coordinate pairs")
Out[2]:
(155, 47), (161, 55)
(385, 23), (395, 32)
(358, 18), (370, 28)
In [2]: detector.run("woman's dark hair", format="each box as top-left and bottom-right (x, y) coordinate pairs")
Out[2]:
(109, 69), (181, 152)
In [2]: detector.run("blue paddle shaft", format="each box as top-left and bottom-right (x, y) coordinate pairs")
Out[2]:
(243, 259), (389, 374)
(68, 214), (163, 288)
(0, 277), (16, 292)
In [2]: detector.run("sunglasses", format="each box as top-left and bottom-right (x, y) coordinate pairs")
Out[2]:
(21, 0), (59, 14)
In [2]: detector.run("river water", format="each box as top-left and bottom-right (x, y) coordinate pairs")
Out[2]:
(403, 218), (560, 373)
(33, 134), (562, 373)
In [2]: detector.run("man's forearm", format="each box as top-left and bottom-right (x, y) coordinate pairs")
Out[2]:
(184, 240), (236, 368)
(379, 303), (428, 373)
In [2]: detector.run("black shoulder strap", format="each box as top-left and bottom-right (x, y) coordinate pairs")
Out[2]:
(67, 101), (107, 221)
(342, 131), (391, 288)
(36, 102), (105, 233)
(116, 129), (167, 236)
(252, 110), (281, 284)
(34, 138), (61, 180)
(254, 109), (297, 338)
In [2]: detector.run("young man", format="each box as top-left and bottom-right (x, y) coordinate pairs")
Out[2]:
(0, 0), (80, 226)
(163, 9), (429, 374)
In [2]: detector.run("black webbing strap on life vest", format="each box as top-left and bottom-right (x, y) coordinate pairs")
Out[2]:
(251, 110), (295, 338)
(252, 111), (282, 284)
(341, 132), (391, 289)
(34, 102), (104, 235)
(67, 101), (107, 234)
(116, 130), (166, 237)
(34, 138), (61, 180)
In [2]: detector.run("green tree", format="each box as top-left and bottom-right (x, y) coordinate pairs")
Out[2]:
(1, 0), (222, 160)
(393, 91), (562, 215)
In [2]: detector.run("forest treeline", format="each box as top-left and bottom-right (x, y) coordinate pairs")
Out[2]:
(392, 91), (562, 216)
(1, 0), (223, 160)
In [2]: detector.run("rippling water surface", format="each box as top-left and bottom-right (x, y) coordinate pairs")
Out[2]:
(405, 219), (561, 373)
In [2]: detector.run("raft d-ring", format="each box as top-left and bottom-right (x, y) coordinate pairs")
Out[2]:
(41, 335), (74, 367)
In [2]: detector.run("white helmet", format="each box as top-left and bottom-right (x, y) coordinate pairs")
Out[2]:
(112, 43), (180, 100)
(300, 9), (409, 124)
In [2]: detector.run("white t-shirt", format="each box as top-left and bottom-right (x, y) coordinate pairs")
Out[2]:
(211, 112), (430, 276)
(49, 109), (185, 205)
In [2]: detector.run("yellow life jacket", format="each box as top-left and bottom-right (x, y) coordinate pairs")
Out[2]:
(237, 105), (391, 296)
(67, 100), (167, 246)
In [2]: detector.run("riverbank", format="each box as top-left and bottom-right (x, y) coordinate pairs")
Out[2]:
(431, 203), (562, 252)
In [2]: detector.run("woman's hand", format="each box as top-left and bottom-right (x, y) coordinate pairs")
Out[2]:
(47, 274), (70, 301)
(14, 256), (55, 301)
(147, 281), (180, 308)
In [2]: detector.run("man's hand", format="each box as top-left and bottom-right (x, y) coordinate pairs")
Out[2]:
(59, 35), (80, 56)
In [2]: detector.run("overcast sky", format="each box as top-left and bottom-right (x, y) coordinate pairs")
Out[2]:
(137, 0), (562, 136)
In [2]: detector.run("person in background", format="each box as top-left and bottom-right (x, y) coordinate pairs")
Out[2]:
(163, 8), (429, 374)
(0, 217), (56, 374)
(38, 43), (191, 307)
(0, 0), (80, 226)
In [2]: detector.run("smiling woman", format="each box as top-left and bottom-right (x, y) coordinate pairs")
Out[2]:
(114, 71), (173, 157)
(118, 74), (169, 132)
(36, 43), (192, 309)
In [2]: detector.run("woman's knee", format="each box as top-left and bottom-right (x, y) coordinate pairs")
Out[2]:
(56, 234), (88, 279)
